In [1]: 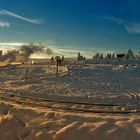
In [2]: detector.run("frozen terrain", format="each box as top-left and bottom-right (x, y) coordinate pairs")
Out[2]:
(0, 61), (140, 140)
(0, 63), (140, 105)
(1, 101), (140, 140)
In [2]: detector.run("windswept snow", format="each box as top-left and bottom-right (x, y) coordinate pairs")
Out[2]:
(0, 101), (140, 140)
(0, 62), (140, 140)
(1, 63), (140, 105)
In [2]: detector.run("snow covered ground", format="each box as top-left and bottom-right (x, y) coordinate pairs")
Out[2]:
(1, 63), (140, 105)
(0, 61), (140, 140)
(1, 100), (140, 140)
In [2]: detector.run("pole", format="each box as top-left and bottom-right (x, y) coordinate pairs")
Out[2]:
(56, 59), (59, 76)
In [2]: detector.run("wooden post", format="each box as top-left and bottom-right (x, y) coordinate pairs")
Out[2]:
(56, 59), (59, 76)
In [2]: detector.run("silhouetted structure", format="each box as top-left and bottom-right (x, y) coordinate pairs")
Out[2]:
(77, 52), (85, 61)
(112, 53), (115, 59)
(117, 54), (125, 59)
(100, 53), (104, 59)
(125, 48), (134, 60)
(93, 53), (100, 60)
(55, 56), (64, 75)
(93, 53), (104, 60)
(50, 56), (55, 62)
(0, 50), (2, 56)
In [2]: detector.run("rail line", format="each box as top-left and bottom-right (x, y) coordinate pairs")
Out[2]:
(0, 92), (138, 114)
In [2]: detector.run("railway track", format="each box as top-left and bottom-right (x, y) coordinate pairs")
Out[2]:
(0, 92), (138, 114)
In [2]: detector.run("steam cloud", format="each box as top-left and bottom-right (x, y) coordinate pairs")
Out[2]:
(0, 43), (54, 64)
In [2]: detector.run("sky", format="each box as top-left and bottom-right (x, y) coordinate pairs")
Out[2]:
(0, 0), (140, 57)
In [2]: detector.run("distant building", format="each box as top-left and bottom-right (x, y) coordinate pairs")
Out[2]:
(117, 54), (125, 59)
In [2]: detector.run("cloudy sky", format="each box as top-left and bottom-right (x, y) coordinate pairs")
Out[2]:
(0, 0), (140, 57)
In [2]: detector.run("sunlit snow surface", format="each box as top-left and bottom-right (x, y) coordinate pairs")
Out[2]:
(0, 62), (140, 105)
